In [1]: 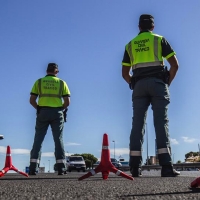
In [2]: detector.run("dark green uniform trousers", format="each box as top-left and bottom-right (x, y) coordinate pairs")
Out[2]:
(29, 108), (66, 172)
(129, 77), (173, 168)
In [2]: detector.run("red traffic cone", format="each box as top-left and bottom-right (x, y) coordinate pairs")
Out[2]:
(78, 133), (134, 181)
(191, 177), (200, 188)
(0, 146), (29, 178)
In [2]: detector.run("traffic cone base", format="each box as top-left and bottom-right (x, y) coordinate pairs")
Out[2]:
(191, 177), (200, 188)
(79, 133), (133, 181)
(0, 146), (29, 178)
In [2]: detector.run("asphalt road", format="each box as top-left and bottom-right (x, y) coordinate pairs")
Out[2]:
(0, 170), (200, 200)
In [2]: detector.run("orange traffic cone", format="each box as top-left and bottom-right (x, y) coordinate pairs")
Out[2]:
(191, 177), (200, 188)
(78, 133), (134, 181)
(0, 146), (29, 178)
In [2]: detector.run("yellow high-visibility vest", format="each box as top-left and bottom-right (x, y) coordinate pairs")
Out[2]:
(31, 75), (70, 107)
(124, 32), (164, 69)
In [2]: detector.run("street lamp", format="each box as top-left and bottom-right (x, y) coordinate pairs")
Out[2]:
(145, 123), (149, 165)
(48, 160), (50, 173)
(173, 153), (175, 164)
(112, 140), (115, 159)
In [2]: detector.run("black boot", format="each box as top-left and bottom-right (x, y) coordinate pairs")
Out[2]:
(58, 170), (67, 175)
(28, 170), (37, 175)
(130, 167), (142, 177)
(161, 165), (180, 177)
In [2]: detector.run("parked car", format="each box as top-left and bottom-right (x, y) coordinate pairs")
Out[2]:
(93, 158), (122, 169)
(186, 168), (199, 171)
(0, 135), (4, 140)
(111, 158), (122, 168)
(66, 156), (86, 172)
(119, 161), (130, 171)
(93, 161), (100, 168)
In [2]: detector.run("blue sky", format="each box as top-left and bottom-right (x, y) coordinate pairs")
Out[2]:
(1, 1), (200, 172)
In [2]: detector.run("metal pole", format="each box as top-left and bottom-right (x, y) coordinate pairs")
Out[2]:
(48, 160), (50, 172)
(173, 153), (175, 164)
(112, 140), (115, 159)
(146, 123), (148, 165)
(198, 144), (200, 156)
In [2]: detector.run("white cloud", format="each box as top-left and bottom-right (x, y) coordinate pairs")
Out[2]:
(41, 152), (54, 157)
(110, 148), (129, 156)
(65, 142), (81, 146)
(170, 138), (179, 145)
(182, 136), (196, 143)
(0, 146), (30, 155)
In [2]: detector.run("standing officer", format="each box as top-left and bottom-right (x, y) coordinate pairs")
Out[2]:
(29, 63), (70, 175)
(122, 14), (179, 177)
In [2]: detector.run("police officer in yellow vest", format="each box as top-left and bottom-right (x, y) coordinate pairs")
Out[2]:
(29, 63), (70, 175)
(122, 14), (180, 177)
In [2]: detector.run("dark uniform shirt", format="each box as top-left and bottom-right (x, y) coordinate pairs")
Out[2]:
(122, 30), (175, 77)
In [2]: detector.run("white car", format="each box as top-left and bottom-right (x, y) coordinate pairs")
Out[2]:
(66, 156), (86, 172)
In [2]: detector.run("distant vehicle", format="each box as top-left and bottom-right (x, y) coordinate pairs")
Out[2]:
(119, 161), (130, 171)
(93, 158), (122, 169)
(186, 168), (199, 171)
(66, 156), (86, 172)
(93, 161), (100, 168)
(0, 135), (4, 140)
(111, 158), (122, 168)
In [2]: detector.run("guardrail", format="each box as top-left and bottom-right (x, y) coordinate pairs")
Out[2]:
(142, 162), (200, 171)
(119, 162), (200, 171)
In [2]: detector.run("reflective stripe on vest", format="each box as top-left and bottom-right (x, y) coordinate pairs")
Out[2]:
(132, 61), (163, 69)
(56, 159), (66, 164)
(157, 148), (170, 154)
(38, 79), (64, 98)
(30, 159), (40, 163)
(130, 151), (142, 156)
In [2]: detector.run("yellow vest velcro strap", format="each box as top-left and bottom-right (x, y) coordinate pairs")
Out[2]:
(116, 170), (122, 176)
(133, 61), (163, 69)
(130, 151), (142, 156)
(157, 148), (170, 154)
(56, 159), (66, 164)
(90, 169), (96, 175)
(102, 146), (109, 150)
(30, 159), (40, 163)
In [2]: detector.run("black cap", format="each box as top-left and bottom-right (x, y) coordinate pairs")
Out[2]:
(47, 63), (58, 72)
(139, 14), (154, 24)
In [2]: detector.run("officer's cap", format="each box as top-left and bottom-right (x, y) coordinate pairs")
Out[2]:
(139, 14), (154, 24)
(47, 63), (58, 72)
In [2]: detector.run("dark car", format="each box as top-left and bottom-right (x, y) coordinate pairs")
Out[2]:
(119, 161), (130, 171)
(0, 135), (4, 140)
(93, 158), (122, 169)
(111, 158), (122, 168)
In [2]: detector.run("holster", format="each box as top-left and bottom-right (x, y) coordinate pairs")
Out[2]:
(63, 108), (68, 122)
(37, 105), (41, 114)
(163, 66), (170, 85)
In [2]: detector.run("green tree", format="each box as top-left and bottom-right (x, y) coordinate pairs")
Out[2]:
(176, 160), (182, 164)
(185, 151), (199, 159)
